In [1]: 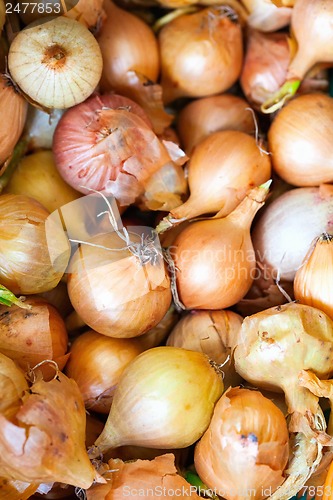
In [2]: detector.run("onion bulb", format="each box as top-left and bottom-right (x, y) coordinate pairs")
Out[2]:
(0, 352), (28, 420)
(8, 17), (103, 109)
(167, 310), (243, 388)
(53, 93), (187, 207)
(268, 94), (333, 186)
(159, 6), (243, 104)
(90, 346), (223, 455)
(234, 303), (333, 498)
(294, 234), (333, 321)
(68, 229), (172, 338)
(241, 0), (292, 32)
(98, 1), (171, 134)
(0, 370), (98, 487)
(0, 194), (70, 294)
(0, 0), (5, 32)
(0, 297), (69, 379)
(23, 107), (65, 151)
(170, 183), (269, 310)
(86, 454), (200, 499)
(262, 0), (333, 113)
(66, 330), (143, 413)
(4, 151), (81, 213)
(157, 131), (270, 231)
(252, 185), (333, 283)
(177, 94), (255, 155)
(0, 75), (28, 166)
(194, 388), (289, 499)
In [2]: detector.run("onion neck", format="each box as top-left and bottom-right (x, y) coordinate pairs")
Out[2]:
(156, 196), (206, 234)
(89, 426), (122, 458)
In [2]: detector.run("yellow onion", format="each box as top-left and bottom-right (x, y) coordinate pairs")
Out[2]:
(8, 17), (103, 109)
(137, 306), (179, 350)
(0, 75), (28, 166)
(167, 310), (243, 388)
(234, 303), (333, 498)
(241, 0), (292, 31)
(23, 107), (65, 151)
(177, 94), (255, 155)
(68, 230), (172, 338)
(98, 1), (171, 134)
(0, 194), (70, 294)
(194, 388), (289, 499)
(66, 330), (143, 413)
(90, 346), (223, 455)
(159, 6), (243, 104)
(0, 352), (28, 419)
(0, 370), (98, 487)
(4, 151), (81, 213)
(294, 234), (333, 321)
(0, 297), (69, 379)
(170, 183), (269, 310)
(268, 94), (333, 186)
(0, 0), (5, 32)
(157, 131), (270, 231)
(87, 454), (200, 499)
(0, 479), (38, 500)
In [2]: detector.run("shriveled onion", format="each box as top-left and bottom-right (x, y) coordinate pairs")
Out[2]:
(234, 303), (333, 498)
(66, 330), (143, 413)
(0, 75), (28, 165)
(5, 151), (81, 213)
(268, 94), (333, 186)
(159, 6), (243, 104)
(195, 388), (289, 499)
(170, 183), (269, 310)
(0, 194), (70, 294)
(252, 185), (333, 283)
(0, 370), (98, 488)
(177, 94), (255, 155)
(0, 297), (69, 379)
(68, 230), (172, 338)
(167, 310), (243, 388)
(90, 346), (223, 455)
(241, 0), (292, 32)
(87, 454), (200, 499)
(0, 352), (28, 419)
(23, 107), (64, 151)
(53, 93), (186, 207)
(98, 1), (171, 134)
(8, 17), (103, 109)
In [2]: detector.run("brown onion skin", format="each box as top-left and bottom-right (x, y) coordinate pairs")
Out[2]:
(268, 94), (333, 186)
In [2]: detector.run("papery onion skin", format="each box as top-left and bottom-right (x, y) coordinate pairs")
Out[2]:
(177, 94), (254, 154)
(91, 346), (224, 454)
(268, 94), (333, 186)
(23, 107), (65, 151)
(0, 352), (29, 419)
(0, 194), (70, 294)
(159, 7), (243, 104)
(252, 185), (333, 282)
(0, 76), (28, 165)
(68, 232), (172, 338)
(0, 479), (38, 500)
(241, 0), (292, 32)
(194, 387), (289, 500)
(8, 17), (103, 109)
(0, 297), (69, 379)
(166, 310), (243, 388)
(66, 330), (143, 413)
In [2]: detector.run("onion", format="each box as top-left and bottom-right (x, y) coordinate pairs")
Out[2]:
(0, 75), (28, 166)
(90, 346), (223, 455)
(0, 352), (29, 419)
(98, 1), (171, 134)
(0, 368), (98, 488)
(0, 297), (69, 379)
(159, 6), (243, 104)
(53, 93), (187, 207)
(194, 388), (289, 499)
(169, 183), (269, 310)
(8, 17), (103, 109)
(67, 229), (172, 338)
(23, 107), (65, 151)
(252, 185), (333, 283)
(4, 151), (81, 213)
(137, 306), (179, 350)
(86, 454), (200, 499)
(262, 0), (333, 113)
(0, 194), (70, 294)
(66, 330), (143, 413)
(63, 0), (106, 30)
(241, 0), (292, 32)
(166, 310), (243, 388)
(268, 94), (333, 186)
(234, 303), (333, 498)
(177, 94), (255, 155)
(157, 131), (271, 231)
